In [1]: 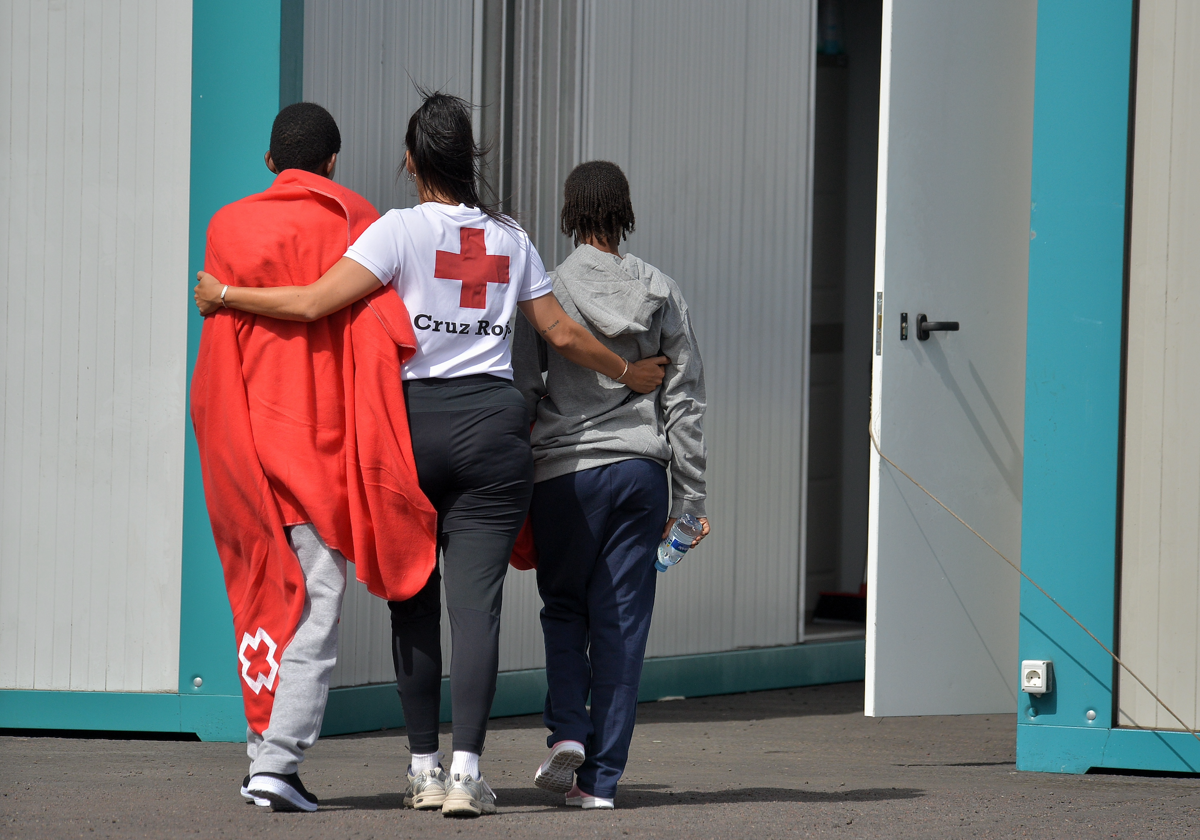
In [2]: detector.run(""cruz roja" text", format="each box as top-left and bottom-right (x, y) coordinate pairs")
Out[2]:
(413, 313), (512, 339)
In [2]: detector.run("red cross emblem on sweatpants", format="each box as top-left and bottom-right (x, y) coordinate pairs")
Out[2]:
(434, 228), (511, 309)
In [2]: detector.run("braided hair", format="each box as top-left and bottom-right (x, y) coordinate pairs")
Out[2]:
(560, 161), (636, 248)
(404, 90), (508, 225)
(270, 102), (341, 173)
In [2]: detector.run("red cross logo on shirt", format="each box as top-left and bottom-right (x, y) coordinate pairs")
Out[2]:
(434, 228), (511, 309)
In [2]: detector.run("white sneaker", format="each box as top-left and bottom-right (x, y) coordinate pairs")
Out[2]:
(564, 782), (614, 810)
(239, 775), (269, 807)
(440, 772), (497, 817)
(404, 765), (448, 810)
(582, 794), (615, 810)
(246, 771), (319, 812)
(534, 740), (585, 794)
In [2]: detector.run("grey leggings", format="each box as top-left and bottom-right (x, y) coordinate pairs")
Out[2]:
(248, 523), (347, 775)
(389, 375), (534, 756)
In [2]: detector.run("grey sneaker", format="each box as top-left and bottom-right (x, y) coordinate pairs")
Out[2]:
(404, 765), (448, 810)
(440, 772), (497, 817)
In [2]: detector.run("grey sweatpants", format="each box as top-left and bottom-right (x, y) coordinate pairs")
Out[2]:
(247, 523), (347, 776)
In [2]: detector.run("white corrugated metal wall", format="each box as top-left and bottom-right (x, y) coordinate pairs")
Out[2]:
(1119, 0), (1200, 731)
(508, 0), (579, 267)
(519, 0), (816, 655)
(305, 0), (815, 687)
(588, 0), (814, 653)
(302, 0), (483, 688)
(0, 0), (192, 693)
(302, 1), (478, 220)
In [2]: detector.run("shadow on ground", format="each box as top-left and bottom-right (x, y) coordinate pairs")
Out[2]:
(325, 682), (868, 746)
(318, 785), (925, 812)
(632, 683), (866, 726)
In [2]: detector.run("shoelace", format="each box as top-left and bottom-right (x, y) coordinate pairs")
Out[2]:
(409, 767), (446, 789)
(477, 772), (496, 801)
(457, 774), (497, 802)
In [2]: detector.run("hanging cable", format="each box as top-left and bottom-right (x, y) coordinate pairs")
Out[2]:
(869, 419), (1200, 746)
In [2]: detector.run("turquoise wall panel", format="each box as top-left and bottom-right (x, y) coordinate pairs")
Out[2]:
(1018, 0), (1200, 773)
(4, 642), (864, 742)
(320, 640), (866, 737)
(0, 691), (241, 742)
(0, 691), (186, 735)
(1019, 0), (1132, 736)
(179, 0), (284, 704)
(1020, 723), (1200, 775)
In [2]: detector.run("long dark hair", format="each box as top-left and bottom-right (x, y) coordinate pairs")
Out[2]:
(404, 90), (509, 225)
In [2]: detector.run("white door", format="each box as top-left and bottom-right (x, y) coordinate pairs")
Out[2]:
(865, 0), (1037, 716)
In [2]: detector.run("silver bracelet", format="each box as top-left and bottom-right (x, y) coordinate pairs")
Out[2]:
(615, 358), (629, 382)
(220, 285), (229, 308)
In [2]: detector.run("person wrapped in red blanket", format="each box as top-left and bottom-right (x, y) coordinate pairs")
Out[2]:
(190, 103), (437, 812)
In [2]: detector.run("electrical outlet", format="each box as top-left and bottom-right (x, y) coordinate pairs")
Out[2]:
(1021, 659), (1053, 695)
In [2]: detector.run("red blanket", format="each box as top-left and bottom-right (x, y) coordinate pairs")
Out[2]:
(509, 517), (538, 571)
(190, 170), (437, 734)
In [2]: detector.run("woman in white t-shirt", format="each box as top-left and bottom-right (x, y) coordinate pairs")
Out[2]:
(195, 92), (666, 817)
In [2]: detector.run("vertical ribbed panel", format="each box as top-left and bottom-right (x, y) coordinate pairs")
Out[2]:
(303, 0), (477, 217)
(1119, 0), (1200, 731)
(540, 0), (815, 655)
(304, 0), (482, 687)
(496, 569), (545, 670)
(509, 0), (579, 266)
(0, 0), (192, 693)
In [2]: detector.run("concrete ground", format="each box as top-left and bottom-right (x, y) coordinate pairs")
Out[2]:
(3, 682), (1199, 839)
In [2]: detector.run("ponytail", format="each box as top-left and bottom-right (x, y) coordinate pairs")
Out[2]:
(403, 89), (510, 226)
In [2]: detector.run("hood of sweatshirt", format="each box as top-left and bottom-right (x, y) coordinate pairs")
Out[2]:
(553, 244), (670, 338)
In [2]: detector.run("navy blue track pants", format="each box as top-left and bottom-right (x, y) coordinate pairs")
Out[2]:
(530, 458), (668, 799)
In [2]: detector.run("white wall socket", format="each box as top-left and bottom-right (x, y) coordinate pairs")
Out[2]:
(1021, 659), (1053, 695)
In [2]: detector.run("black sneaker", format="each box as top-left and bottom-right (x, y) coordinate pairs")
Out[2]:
(246, 772), (319, 812)
(240, 774), (269, 806)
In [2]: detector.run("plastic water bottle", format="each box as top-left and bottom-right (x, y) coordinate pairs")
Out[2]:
(655, 514), (703, 572)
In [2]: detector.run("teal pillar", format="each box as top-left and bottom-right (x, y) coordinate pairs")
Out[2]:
(1019, 0), (1200, 774)
(179, 0), (285, 740)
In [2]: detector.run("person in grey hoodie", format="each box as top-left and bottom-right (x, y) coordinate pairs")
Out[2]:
(513, 161), (708, 810)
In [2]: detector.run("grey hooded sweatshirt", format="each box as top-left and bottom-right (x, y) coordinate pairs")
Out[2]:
(512, 244), (707, 519)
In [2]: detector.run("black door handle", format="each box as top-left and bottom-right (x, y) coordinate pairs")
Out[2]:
(916, 314), (959, 341)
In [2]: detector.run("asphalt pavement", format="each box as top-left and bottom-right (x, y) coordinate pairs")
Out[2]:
(3, 681), (1199, 839)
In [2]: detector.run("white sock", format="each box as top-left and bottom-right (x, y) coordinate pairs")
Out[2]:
(450, 750), (480, 779)
(410, 750), (440, 774)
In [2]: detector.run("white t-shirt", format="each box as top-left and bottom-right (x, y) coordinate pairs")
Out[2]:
(345, 203), (553, 380)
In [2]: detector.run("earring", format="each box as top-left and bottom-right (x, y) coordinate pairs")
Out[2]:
(406, 169), (416, 183)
